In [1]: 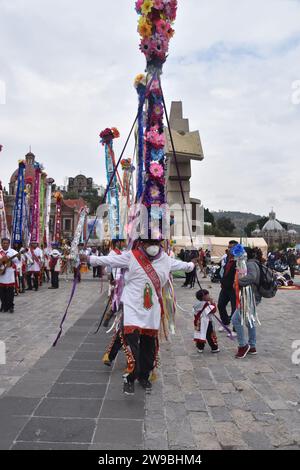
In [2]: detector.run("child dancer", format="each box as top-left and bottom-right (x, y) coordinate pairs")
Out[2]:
(193, 289), (220, 353)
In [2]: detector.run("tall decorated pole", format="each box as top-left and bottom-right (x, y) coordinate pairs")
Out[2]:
(30, 164), (42, 243)
(12, 160), (26, 245)
(0, 181), (10, 240)
(54, 192), (63, 243)
(120, 158), (135, 238)
(135, 0), (177, 239)
(39, 172), (47, 245)
(23, 178), (32, 247)
(99, 127), (122, 240)
(44, 178), (54, 250)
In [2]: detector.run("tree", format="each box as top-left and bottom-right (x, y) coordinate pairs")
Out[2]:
(216, 217), (235, 235)
(204, 208), (215, 226)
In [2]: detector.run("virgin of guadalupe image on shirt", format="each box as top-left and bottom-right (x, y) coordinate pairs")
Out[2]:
(143, 282), (154, 310)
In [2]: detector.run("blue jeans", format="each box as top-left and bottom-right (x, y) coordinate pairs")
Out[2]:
(232, 309), (256, 348)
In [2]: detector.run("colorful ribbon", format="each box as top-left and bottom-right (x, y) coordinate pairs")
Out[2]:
(12, 161), (26, 244)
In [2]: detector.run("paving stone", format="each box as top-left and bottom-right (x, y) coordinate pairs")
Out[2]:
(163, 384), (185, 403)
(93, 419), (143, 445)
(6, 379), (54, 398)
(184, 393), (207, 412)
(242, 431), (273, 450)
(175, 356), (194, 372)
(263, 423), (297, 448)
(78, 342), (107, 352)
(100, 399), (145, 420)
(64, 360), (104, 371)
(202, 390), (225, 407)
(0, 397), (40, 417)
(34, 398), (102, 419)
(0, 415), (28, 446)
(18, 417), (96, 443)
(193, 433), (222, 450)
(189, 412), (214, 434)
(56, 369), (110, 384)
(209, 407), (232, 422)
(48, 383), (107, 399)
(144, 438), (169, 450)
(12, 442), (90, 450)
(71, 351), (105, 361)
(214, 422), (248, 448)
(90, 443), (144, 450)
(167, 415), (194, 448)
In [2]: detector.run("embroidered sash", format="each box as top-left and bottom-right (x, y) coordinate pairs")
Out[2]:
(30, 249), (41, 269)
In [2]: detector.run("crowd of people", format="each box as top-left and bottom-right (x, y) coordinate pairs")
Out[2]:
(0, 236), (107, 313)
(267, 248), (300, 278)
(183, 241), (299, 361)
(1, 235), (299, 396)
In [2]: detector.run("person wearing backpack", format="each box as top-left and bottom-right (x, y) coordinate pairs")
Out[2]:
(232, 247), (262, 359)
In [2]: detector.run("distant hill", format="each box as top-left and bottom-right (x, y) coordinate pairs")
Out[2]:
(211, 211), (300, 236)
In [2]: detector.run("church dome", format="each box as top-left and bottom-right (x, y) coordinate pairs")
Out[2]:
(262, 211), (285, 232)
(288, 229), (297, 235)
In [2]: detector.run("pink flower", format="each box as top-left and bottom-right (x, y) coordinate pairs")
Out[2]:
(151, 37), (168, 59)
(140, 38), (152, 58)
(155, 19), (169, 36)
(151, 103), (164, 122)
(165, 0), (177, 21)
(150, 162), (164, 178)
(150, 185), (160, 198)
(135, 0), (144, 13)
(146, 127), (166, 149)
(153, 0), (164, 10)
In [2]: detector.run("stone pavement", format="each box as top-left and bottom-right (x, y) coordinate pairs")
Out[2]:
(144, 277), (300, 450)
(0, 273), (300, 450)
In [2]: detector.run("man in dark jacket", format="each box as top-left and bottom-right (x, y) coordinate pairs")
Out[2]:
(217, 240), (238, 334)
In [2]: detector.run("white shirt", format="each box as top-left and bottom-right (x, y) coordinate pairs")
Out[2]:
(90, 251), (194, 332)
(0, 248), (20, 285)
(50, 250), (62, 272)
(29, 247), (43, 272)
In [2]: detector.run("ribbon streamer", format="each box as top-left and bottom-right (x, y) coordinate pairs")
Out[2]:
(30, 165), (41, 243)
(12, 161), (26, 244)
(0, 181), (10, 239)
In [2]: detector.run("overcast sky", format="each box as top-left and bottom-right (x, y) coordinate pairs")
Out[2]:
(1, 0), (300, 224)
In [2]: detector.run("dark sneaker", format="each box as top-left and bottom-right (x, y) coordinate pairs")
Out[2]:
(138, 379), (152, 392)
(123, 379), (135, 396)
(211, 348), (220, 353)
(235, 345), (250, 359)
(248, 347), (257, 355)
(9, 308), (14, 314)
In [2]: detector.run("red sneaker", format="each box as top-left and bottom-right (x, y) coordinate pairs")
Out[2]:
(248, 347), (257, 355)
(235, 345), (250, 359)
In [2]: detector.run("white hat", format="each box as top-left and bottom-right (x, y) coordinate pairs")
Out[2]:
(51, 249), (60, 257)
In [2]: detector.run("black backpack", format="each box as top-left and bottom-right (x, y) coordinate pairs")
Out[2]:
(257, 263), (277, 298)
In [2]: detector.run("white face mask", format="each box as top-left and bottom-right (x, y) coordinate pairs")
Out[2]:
(146, 245), (160, 257)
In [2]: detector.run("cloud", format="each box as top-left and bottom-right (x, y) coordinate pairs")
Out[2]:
(0, 0), (299, 224)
